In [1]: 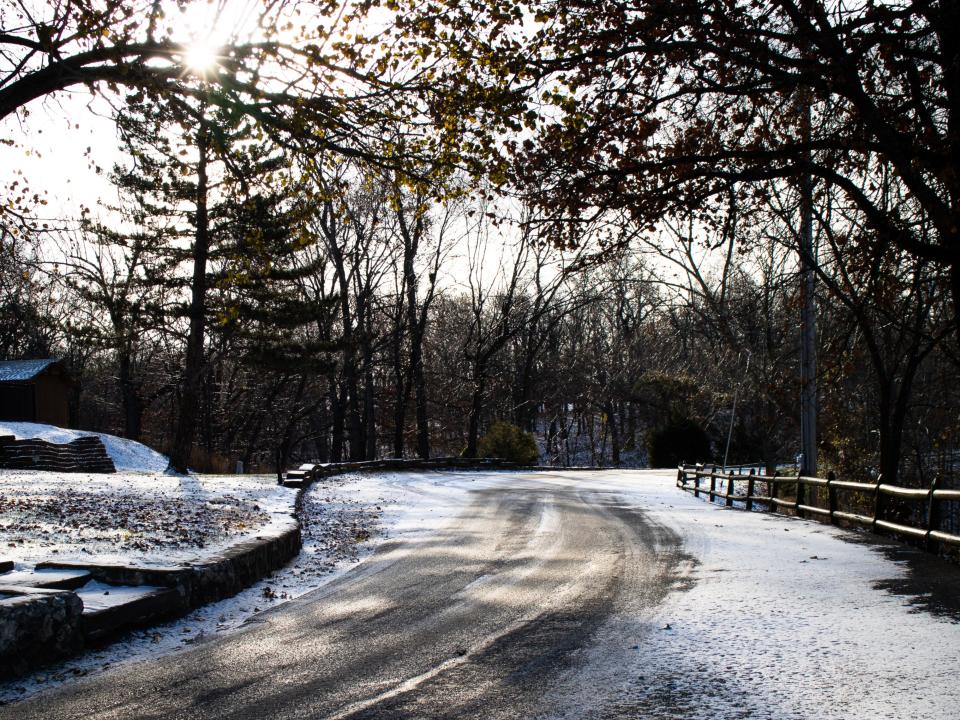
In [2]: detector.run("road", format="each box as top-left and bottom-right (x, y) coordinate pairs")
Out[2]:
(3, 470), (960, 719)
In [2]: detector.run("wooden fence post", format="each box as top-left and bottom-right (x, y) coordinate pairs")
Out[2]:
(795, 468), (805, 518)
(826, 471), (837, 524)
(725, 471), (735, 507)
(871, 474), (884, 532)
(746, 469), (755, 511)
(694, 463), (702, 498)
(926, 475), (940, 553)
(769, 470), (778, 513)
(709, 465), (717, 502)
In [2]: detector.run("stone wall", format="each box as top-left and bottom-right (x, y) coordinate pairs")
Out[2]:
(0, 586), (83, 677)
(0, 435), (115, 473)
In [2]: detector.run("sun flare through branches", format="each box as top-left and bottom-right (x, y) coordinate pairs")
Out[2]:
(182, 38), (221, 77)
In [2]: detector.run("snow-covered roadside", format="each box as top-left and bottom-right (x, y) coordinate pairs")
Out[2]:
(0, 422), (168, 473)
(0, 470), (506, 704)
(541, 470), (960, 720)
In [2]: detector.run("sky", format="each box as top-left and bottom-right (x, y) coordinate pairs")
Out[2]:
(1, 90), (125, 226)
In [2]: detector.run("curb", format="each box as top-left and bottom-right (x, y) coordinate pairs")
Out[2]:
(35, 518), (301, 611)
(1, 515), (300, 676)
(0, 586), (84, 678)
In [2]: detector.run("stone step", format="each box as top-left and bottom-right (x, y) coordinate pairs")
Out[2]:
(0, 567), (92, 590)
(0, 435), (116, 473)
(2, 460), (114, 465)
(76, 581), (182, 641)
(37, 560), (191, 589)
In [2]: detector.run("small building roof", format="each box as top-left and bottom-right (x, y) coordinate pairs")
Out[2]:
(0, 358), (61, 382)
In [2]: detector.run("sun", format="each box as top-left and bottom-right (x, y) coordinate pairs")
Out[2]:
(182, 38), (220, 75)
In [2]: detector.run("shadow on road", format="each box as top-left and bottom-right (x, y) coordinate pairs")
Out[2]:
(839, 532), (960, 622)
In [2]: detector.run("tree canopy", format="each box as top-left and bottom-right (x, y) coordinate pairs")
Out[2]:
(377, 0), (959, 323)
(2, 1), (958, 482)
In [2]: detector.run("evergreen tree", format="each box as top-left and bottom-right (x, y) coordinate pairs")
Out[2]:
(112, 90), (313, 472)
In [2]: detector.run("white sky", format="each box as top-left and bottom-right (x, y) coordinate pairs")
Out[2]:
(1, 90), (125, 226)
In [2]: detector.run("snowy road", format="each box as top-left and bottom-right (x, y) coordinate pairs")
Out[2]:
(3, 470), (959, 719)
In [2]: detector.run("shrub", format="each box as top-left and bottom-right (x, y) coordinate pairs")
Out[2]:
(647, 416), (711, 468)
(478, 421), (539, 465)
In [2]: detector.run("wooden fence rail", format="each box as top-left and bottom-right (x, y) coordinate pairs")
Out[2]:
(676, 463), (960, 552)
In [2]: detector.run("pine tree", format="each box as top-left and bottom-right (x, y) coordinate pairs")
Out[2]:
(112, 89), (320, 472)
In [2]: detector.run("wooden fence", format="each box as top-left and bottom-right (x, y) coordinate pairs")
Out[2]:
(676, 463), (960, 552)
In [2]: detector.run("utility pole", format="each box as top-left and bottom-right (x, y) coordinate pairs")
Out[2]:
(799, 101), (817, 478)
(723, 351), (751, 471)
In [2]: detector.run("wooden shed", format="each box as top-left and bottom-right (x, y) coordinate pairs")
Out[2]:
(0, 359), (72, 427)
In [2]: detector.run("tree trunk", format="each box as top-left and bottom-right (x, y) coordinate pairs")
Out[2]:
(322, 206), (363, 461)
(878, 416), (903, 487)
(170, 121), (210, 474)
(952, 263), (960, 345)
(878, 343), (925, 488)
(330, 381), (345, 463)
(392, 382), (407, 459)
(363, 338), (376, 460)
(513, 344), (538, 432)
(275, 431), (293, 485)
(588, 413), (596, 467)
(275, 377), (307, 483)
(118, 350), (142, 441)
(391, 318), (408, 458)
(413, 354), (430, 459)
(311, 400), (330, 463)
(403, 237), (432, 459)
(607, 400), (621, 467)
(877, 386), (906, 526)
(465, 365), (487, 458)
(201, 366), (215, 456)
(344, 354), (364, 460)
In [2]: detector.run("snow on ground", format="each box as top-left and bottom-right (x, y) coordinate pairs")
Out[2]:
(0, 471), (294, 567)
(0, 422), (169, 473)
(0, 469), (496, 704)
(0, 425), (295, 567)
(540, 470), (960, 720)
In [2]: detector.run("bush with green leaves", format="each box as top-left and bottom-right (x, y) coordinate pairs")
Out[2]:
(647, 417), (711, 468)
(477, 421), (539, 465)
